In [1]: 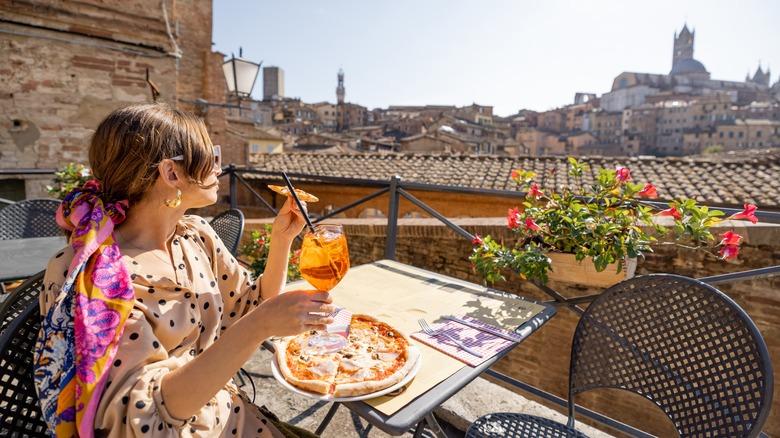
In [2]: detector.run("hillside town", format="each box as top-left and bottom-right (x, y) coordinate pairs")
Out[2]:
(237, 25), (780, 160)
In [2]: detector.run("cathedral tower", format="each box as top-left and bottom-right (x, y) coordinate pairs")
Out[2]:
(672, 24), (694, 68)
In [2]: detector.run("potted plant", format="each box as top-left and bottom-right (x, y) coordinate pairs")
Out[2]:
(470, 158), (757, 287)
(47, 163), (92, 200)
(240, 224), (301, 281)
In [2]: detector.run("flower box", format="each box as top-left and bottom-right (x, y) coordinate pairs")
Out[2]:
(547, 253), (636, 288)
(469, 158), (755, 286)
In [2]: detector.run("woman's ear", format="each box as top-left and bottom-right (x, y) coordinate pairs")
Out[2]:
(157, 160), (180, 188)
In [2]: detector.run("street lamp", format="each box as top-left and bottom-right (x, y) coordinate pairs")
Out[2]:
(222, 47), (262, 113)
(179, 47), (261, 116)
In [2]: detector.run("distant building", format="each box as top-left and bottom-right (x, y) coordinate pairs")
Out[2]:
(606, 25), (774, 110)
(683, 119), (780, 152)
(263, 66), (285, 101)
(311, 102), (338, 128)
(336, 69), (346, 131)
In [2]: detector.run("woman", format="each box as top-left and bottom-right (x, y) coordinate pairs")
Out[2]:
(33, 103), (331, 437)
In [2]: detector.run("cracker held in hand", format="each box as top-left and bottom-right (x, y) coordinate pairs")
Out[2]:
(267, 184), (319, 203)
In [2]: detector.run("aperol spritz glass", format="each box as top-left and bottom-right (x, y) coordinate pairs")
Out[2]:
(298, 224), (350, 354)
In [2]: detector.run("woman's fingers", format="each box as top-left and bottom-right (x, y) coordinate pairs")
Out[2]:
(279, 196), (306, 215)
(307, 291), (332, 303)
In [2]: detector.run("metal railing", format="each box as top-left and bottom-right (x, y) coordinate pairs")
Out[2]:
(220, 165), (779, 437)
(2, 165), (778, 436)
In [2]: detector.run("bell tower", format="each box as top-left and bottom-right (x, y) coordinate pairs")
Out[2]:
(672, 24), (694, 69)
(336, 68), (346, 131)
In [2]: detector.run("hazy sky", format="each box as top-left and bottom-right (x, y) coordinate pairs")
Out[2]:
(213, 1), (779, 116)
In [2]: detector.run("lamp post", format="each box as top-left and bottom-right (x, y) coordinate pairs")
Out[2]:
(180, 47), (261, 117)
(221, 47), (262, 115)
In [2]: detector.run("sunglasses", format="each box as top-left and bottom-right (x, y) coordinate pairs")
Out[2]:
(151, 145), (222, 169)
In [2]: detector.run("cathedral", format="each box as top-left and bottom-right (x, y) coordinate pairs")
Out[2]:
(602, 24), (780, 111)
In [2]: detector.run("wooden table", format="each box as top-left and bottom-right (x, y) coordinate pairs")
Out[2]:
(280, 260), (556, 437)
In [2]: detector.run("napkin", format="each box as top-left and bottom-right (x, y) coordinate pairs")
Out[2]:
(411, 315), (525, 366)
(326, 306), (352, 338)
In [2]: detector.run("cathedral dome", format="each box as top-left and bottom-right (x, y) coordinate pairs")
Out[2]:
(671, 58), (708, 76)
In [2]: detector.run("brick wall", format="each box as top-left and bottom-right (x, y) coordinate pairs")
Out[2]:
(244, 217), (780, 436)
(0, 0), (245, 199)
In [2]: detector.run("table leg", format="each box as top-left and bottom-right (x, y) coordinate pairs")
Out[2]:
(359, 423), (373, 438)
(412, 420), (427, 438)
(424, 413), (448, 438)
(315, 402), (341, 435)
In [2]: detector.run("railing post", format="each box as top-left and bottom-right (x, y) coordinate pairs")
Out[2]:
(384, 175), (401, 260)
(228, 164), (237, 210)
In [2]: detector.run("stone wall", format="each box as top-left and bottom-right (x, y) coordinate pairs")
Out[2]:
(0, 0), (240, 199)
(244, 217), (780, 436)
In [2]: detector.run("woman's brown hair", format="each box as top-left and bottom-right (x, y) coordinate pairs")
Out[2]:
(88, 103), (216, 204)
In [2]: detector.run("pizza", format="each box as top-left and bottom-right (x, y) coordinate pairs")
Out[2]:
(275, 315), (417, 397)
(267, 184), (319, 203)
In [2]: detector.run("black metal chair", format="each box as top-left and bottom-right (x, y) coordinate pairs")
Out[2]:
(467, 274), (774, 438)
(0, 198), (61, 240)
(209, 209), (245, 256)
(0, 272), (44, 335)
(0, 274), (48, 436)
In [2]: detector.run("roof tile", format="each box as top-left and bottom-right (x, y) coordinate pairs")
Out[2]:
(248, 153), (780, 209)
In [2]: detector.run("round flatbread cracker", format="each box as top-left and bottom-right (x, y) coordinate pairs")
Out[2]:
(267, 184), (319, 203)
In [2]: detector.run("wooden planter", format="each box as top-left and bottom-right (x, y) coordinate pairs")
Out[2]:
(547, 252), (637, 288)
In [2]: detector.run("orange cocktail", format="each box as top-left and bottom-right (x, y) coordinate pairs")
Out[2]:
(299, 225), (349, 292)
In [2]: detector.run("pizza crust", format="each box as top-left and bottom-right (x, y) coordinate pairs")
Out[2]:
(333, 347), (418, 397)
(275, 338), (335, 395)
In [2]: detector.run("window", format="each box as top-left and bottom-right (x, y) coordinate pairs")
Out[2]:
(729, 132), (734, 138)
(251, 144), (261, 154)
(757, 131), (762, 137)
(738, 132), (743, 138)
(0, 179), (25, 201)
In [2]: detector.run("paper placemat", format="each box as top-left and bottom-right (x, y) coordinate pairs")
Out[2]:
(410, 318), (520, 367)
(283, 260), (546, 416)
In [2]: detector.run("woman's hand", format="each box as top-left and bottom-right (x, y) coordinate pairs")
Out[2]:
(271, 196), (307, 244)
(256, 290), (334, 337)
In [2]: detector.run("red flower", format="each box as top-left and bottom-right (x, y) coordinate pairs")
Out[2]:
(719, 244), (739, 260)
(525, 217), (541, 232)
(507, 207), (522, 229)
(638, 183), (658, 199)
(615, 166), (631, 183)
(528, 183), (544, 199)
(730, 203), (758, 224)
(657, 206), (681, 220)
(471, 234), (483, 245)
(718, 231), (742, 260)
(510, 170), (520, 180)
(719, 230), (742, 247)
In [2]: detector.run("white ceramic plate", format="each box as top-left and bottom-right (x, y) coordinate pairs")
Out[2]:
(271, 346), (422, 402)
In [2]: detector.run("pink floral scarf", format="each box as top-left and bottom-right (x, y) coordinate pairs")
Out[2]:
(33, 180), (133, 437)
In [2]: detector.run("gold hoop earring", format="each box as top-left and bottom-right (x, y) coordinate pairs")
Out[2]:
(164, 189), (182, 208)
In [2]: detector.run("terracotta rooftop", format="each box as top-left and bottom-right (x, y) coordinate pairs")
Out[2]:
(246, 152), (780, 209)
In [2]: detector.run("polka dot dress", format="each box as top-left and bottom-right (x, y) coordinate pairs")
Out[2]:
(39, 216), (284, 437)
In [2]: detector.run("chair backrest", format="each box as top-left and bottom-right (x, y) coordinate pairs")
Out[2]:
(0, 291), (47, 435)
(0, 199), (62, 240)
(209, 209), (245, 256)
(0, 272), (44, 335)
(567, 274), (773, 438)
